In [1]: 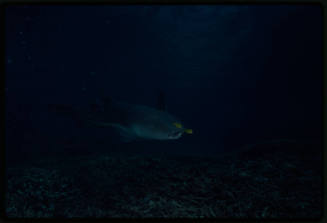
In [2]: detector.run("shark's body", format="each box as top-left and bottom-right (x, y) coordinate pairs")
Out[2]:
(52, 93), (192, 142)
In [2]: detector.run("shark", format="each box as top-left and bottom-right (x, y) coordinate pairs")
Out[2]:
(51, 92), (192, 142)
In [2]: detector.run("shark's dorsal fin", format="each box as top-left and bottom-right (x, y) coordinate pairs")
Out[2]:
(157, 90), (166, 111)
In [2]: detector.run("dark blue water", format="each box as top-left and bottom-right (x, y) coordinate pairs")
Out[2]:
(5, 5), (323, 218)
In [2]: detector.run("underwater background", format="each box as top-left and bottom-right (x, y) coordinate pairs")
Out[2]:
(5, 5), (322, 218)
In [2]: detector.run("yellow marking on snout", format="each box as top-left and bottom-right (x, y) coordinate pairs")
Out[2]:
(184, 129), (193, 134)
(173, 122), (183, 128)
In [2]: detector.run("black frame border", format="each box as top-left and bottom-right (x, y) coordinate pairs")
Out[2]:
(1, 1), (325, 223)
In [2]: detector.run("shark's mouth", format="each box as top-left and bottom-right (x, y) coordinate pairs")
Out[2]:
(168, 130), (183, 138)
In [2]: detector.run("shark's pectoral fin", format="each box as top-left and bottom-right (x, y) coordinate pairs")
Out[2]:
(88, 120), (136, 142)
(115, 126), (138, 143)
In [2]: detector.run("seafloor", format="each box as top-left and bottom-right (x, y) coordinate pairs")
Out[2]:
(5, 140), (322, 218)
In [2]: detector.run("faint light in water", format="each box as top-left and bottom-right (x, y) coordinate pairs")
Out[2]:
(82, 87), (87, 91)
(19, 31), (23, 35)
(7, 59), (12, 64)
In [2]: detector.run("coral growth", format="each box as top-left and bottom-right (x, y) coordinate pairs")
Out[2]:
(6, 140), (322, 218)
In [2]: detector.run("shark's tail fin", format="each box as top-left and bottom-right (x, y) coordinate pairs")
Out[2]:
(48, 104), (84, 127)
(48, 104), (76, 115)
